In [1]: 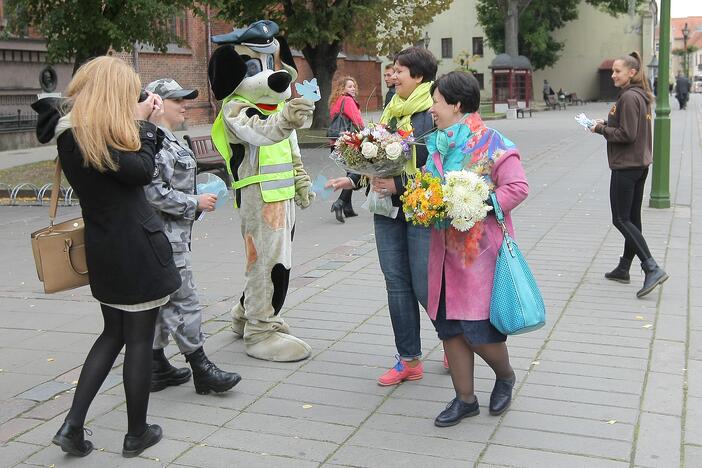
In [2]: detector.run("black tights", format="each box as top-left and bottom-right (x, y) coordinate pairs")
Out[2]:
(610, 168), (652, 262)
(66, 305), (158, 436)
(444, 336), (513, 403)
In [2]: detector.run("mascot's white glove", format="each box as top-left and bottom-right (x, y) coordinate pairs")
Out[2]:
(294, 171), (315, 209)
(282, 98), (315, 129)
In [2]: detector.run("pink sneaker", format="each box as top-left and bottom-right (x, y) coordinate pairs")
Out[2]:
(377, 356), (424, 386)
(443, 352), (450, 370)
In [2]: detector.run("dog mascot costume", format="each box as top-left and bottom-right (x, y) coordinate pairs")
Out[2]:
(209, 20), (316, 362)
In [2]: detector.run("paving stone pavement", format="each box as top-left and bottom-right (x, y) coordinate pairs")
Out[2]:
(0, 97), (700, 467)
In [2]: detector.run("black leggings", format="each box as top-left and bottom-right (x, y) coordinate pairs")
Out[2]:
(65, 305), (158, 436)
(609, 167), (652, 262)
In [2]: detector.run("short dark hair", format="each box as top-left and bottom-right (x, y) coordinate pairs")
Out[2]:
(394, 47), (437, 83)
(430, 71), (481, 113)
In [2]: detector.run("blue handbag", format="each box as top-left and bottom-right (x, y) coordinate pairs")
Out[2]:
(489, 193), (545, 335)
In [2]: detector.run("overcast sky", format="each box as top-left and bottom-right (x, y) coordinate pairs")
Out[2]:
(665, 0), (702, 18)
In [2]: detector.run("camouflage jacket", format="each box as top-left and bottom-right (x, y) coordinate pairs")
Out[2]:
(144, 127), (199, 252)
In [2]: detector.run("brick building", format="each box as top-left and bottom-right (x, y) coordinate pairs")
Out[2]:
(0, 1), (381, 144)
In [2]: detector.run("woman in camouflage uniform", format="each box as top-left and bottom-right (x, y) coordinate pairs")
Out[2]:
(144, 78), (241, 395)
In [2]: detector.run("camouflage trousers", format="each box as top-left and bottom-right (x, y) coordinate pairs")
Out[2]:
(153, 251), (205, 354)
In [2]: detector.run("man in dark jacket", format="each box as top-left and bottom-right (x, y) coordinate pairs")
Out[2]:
(383, 63), (396, 108)
(675, 72), (691, 110)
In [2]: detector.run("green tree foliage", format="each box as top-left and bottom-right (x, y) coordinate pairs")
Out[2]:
(210, 0), (452, 129)
(476, 0), (646, 70)
(5, 0), (200, 74)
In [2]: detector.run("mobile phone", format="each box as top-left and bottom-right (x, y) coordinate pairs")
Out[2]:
(138, 90), (149, 103)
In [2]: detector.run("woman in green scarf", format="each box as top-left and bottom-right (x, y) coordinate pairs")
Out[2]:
(327, 47), (437, 385)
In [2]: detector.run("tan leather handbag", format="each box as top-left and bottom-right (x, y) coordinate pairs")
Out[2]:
(30, 160), (89, 293)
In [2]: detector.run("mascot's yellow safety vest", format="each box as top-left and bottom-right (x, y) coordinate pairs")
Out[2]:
(211, 95), (295, 206)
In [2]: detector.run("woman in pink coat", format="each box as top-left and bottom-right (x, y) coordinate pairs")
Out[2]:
(328, 76), (364, 222)
(424, 72), (528, 427)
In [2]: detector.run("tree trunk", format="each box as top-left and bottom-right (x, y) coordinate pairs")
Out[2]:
(505, 0), (519, 57)
(301, 42), (341, 130)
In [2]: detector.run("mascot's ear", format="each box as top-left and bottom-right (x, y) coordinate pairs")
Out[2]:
(276, 36), (298, 82)
(277, 36), (296, 73)
(208, 45), (246, 100)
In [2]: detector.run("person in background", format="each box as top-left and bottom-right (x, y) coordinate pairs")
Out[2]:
(542, 79), (554, 103)
(38, 56), (182, 458)
(329, 76), (364, 223)
(424, 71), (526, 427)
(143, 78), (241, 395)
(326, 46), (437, 385)
(589, 51), (669, 298)
(675, 71), (690, 110)
(384, 63), (396, 108)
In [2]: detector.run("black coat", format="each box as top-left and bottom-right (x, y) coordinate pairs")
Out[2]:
(57, 122), (181, 304)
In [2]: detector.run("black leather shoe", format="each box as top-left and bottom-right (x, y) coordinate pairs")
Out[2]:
(434, 397), (479, 427)
(52, 421), (94, 457)
(331, 199), (345, 223)
(151, 348), (192, 392)
(123, 424), (162, 458)
(186, 347), (241, 395)
(637, 258), (669, 298)
(342, 204), (358, 218)
(489, 373), (516, 416)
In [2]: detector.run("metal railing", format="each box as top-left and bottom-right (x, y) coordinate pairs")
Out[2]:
(0, 110), (38, 131)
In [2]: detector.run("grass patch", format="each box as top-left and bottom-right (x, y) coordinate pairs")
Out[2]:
(0, 160), (67, 188)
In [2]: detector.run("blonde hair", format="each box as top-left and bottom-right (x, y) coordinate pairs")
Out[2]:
(615, 51), (653, 106)
(65, 56), (142, 172)
(328, 76), (358, 107)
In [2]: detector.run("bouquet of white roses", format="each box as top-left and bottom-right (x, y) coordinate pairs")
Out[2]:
(330, 123), (414, 217)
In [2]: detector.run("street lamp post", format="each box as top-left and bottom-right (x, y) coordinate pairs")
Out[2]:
(422, 32), (431, 49)
(682, 22), (689, 77)
(650, 0), (671, 208)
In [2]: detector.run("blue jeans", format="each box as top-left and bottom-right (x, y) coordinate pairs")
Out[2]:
(374, 213), (430, 360)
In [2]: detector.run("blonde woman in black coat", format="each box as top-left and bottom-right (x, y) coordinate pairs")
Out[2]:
(35, 56), (181, 459)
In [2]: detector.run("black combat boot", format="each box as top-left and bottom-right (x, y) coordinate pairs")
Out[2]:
(52, 421), (94, 457)
(604, 256), (633, 284)
(637, 259), (669, 298)
(151, 348), (191, 392)
(185, 347), (241, 395)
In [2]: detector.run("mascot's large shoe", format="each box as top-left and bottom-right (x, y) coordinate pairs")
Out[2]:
(209, 20), (315, 362)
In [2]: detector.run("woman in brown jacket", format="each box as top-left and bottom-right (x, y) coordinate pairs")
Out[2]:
(590, 51), (668, 298)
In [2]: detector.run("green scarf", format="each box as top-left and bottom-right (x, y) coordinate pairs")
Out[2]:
(211, 95), (284, 162)
(380, 81), (433, 174)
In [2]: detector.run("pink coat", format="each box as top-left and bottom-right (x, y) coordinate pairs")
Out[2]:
(426, 151), (529, 321)
(329, 95), (364, 128)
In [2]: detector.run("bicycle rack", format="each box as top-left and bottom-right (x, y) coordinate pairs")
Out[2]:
(64, 186), (78, 206)
(10, 183), (40, 205)
(38, 183), (67, 205)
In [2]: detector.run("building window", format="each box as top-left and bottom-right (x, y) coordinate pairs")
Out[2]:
(473, 73), (484, 90)
(441, 38), (453, 59)
(167, 13), (188, 44)
(472, 37), (484, 57)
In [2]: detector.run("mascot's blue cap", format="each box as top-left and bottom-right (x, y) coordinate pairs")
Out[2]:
(211, 20), (279, 46)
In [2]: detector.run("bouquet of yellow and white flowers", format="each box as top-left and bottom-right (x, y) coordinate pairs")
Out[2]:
(330, 123), (415, 217)
(402, 170), (492, 231)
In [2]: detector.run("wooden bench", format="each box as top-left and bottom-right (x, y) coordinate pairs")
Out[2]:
(507, 99), (532, 118)
(546, 95), (566, 110)
(183, 135), (230, 185)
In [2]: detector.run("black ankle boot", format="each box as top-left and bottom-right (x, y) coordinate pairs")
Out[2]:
(52, 421), (94, 457)
(331, 199), (345, 223)
(185, 347), (241, 395)
(151, 348), (191, 392)
(604, 256), (632, 284)
(434, 397), (479, 427)
(123, 424), (162, 458)
(637, 258), (669, 298)
(342, 203), (358, 218)
(489, 373), (516, 415)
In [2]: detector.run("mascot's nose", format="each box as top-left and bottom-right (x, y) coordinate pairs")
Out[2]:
(268, 71), (292, 93)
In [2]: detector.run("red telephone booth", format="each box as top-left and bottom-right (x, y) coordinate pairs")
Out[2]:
(490, 54), (532, 113)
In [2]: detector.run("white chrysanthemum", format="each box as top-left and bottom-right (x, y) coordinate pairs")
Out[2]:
(442, 170), (492, 231)
(385, 142), (403, 160)
(361, 141), (378, 159)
